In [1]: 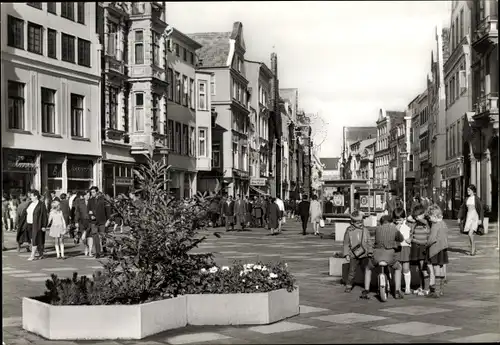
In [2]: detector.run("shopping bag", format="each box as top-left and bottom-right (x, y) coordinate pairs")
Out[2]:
(319, 219), (325, 228)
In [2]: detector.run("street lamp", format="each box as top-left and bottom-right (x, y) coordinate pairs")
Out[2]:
(402, 115), (412, 214)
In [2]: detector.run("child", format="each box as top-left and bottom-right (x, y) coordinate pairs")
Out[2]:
(426, 204), (449, 298)
(363, 211), (405, 300)
(393, 208), (412, 295)
(47, 200), (67, 260)
(343, 210), (373, 294)
(407, 204), (431, 296)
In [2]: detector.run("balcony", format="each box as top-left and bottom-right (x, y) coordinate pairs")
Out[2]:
(472, 16), (498, 53)
(103, 127), (128, 144)
(104, 54), (125, 76)
(129, 133), (154, 155)
(419, 150), (429, 162)
(474, 92), (499, 127)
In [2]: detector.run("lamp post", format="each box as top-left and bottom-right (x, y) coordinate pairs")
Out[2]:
(403, 115), (412, 214)
(161, 25), (174, 191)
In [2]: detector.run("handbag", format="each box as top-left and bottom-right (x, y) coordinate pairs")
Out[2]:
(350, 229), (366, 259)
(459, 220), (465, 234)
(476, 223), (485, 236)
(319, 219), (325, 228)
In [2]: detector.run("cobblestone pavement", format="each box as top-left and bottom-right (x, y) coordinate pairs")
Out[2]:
(3, 220), (500, 344)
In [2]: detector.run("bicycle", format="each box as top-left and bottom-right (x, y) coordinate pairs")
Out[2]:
(377, 260), (392, 302)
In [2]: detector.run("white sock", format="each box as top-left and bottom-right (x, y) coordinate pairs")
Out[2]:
(404, 272), (411, 292)
(55, 242), (60, 257)
(88, 238), (94, 255)
(60, 242), (65, 257)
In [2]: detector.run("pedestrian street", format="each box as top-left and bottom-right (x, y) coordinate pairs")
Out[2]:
(3, 219), (499, 344)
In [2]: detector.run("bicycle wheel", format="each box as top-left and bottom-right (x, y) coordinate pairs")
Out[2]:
(379, 273), (388, 302)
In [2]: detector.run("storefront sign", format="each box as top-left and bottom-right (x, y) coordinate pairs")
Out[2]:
(115, 177), (134, 186)
(441, 162), (462, 180)
(4, 153), (38, 172)
(67, 160), (93, 179)
(250, 178), (267, 186)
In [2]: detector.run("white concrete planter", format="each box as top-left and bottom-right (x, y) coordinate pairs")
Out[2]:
(22, 296), (187, 340)
(186, 287), (299, 325)
(334, 222), (350, 242)
(329, 257), (346, 276)
(483, 217), (489, 234)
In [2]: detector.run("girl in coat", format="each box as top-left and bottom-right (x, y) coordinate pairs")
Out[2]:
(457, 185), (483, 256)
(48, 200), (67, 259)
(426, 204), (449, 298)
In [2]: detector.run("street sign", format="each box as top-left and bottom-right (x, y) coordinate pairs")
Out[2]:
(250, 178), (267, 186)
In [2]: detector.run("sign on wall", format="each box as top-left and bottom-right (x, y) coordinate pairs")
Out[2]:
(250, 177), (266, 186)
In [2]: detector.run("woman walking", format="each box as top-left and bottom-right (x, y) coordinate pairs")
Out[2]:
(18, 190), (48, 261)
(457, 185), (484, 256)
(309, 195), (323, 236)
(268, 197), (280, 235)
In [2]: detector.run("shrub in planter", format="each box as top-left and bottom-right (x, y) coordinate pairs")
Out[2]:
(332, 252), (344, 259)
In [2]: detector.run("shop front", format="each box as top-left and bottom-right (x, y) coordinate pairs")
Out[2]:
(441, 160), (463, 219)
(2, 149), (40, 196)
(102, 162), (137, 197)
(249, 177), (269, 197)
(168, 170), (197, 200)
(42, 154), (98, 195)
(233, 170), (249, 197)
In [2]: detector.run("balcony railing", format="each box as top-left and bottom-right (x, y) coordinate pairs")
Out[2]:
(474, 15), (498, 43)
(474, 92), (499, 115)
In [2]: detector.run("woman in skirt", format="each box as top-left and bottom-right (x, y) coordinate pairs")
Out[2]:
(393, 208), (412, 295)
(457, 185), (484, 256)
(426, 204), (449, 298)
(47, 200), (67, 259)
(407, 204), (431, 296)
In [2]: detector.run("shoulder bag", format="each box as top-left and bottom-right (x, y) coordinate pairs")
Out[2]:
(350, 229), (366, 259)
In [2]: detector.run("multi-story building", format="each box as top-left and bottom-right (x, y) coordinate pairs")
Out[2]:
(442, 0), (473, 218)
(407, 91), (428, 197)
(2, 3), (101, 195)
(97, 2), (179, 197)
(280, 98), (293, 199)
(297, 112), (312, 197)
(428, 25), (449, 202)
(245, 59), (273, 196)
(319, 157), (341, 181)
(311, 153), (324, 194)
(188, 22), (250, 197)
(193, 69), (214, 193)
(280, 88), (299, 197)
(346, 138), (376, 180)
(374, 110), (405, 191)
(468, 0), (498, 219)
(388, 118), (407, 195)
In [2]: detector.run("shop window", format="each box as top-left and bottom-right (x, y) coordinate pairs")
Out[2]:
(67, 159), (93, 192)
(47, 163), (63, 192)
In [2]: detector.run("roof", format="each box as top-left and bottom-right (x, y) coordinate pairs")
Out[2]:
(186, 32), (231, 67)
(172, 28), (202, 49)
(359, 138), (376, 151)
(320, 157), (340, 171)
(344, 126), (377, 144)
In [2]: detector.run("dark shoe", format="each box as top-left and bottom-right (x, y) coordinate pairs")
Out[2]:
(344, 286), (353, 293)
(394, 291), (404, 299)
(360, 289), (370, 299)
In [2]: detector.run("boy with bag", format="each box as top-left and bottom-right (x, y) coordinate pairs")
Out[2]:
(343, 210), (373, 294)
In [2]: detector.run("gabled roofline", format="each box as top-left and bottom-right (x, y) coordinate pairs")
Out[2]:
(172, 28), (203, 49)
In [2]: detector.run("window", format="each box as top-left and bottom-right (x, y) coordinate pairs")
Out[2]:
(233, 143), (238, 169)
(189, 78), (195, 109)
(183, 47), (187, 61)
(135, 30), (144, 64)
(134, 93), (144, 132)
(27, 22), (43, 55)
(152, 31), (160, 66)
(168, 120), (174, 149)
(8, 16), (24, 49)
(152, 94), (160, 132)
(62, 33), (75, 63)
(7, 81), (25, 130)
(189, 51), (194, 65)
(28, 2), (42, 9)
(450, 76), (455, 103)
(71, 94), (84, 137)
(182, 75), (188, 106)
(47, 2), (56, 14)
(455, 17), (459, 47)
(212, 144), (220, 168)
(41, 88), (56, 134)
(182, 124), (188, 155)
(175, 72), (181, 103)
(167, 68), (173, 101)
(211, 75), (216, 96)
(459, 9), (464, 39)
(446, 128), (449, 159)
(47, 29), (57, 58)
(77, 38), (91, 67)
(198, 80), (207, 110)
(189, 126), (195, 156)
(61, 3), (75, 21)
(455, 72), (460, 99)
(175, 122), (181, 153)
(77, 2), (85, 24)
(107, 22), (118, 58)
(174, 43), (180, 57)
(198, 128), (207, 157)
(109, 87), (118, 129)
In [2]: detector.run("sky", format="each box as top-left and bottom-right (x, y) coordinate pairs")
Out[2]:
(166, 1), (452, 158)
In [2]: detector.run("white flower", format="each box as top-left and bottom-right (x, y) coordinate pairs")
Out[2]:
(253, 265), (262, 270)
(200, 268), (207, 274)
(221, 266), (230, 271)
(244, 263), (255, 269)
(209, 266), (219, 274)
(269, 273), (278, 279)
(239, 270), (245, 276)
(285, 263), (288, 268)
(256, 285), (259, 289)
(262, 266), (268, 271)
(242, 279), (246, 282)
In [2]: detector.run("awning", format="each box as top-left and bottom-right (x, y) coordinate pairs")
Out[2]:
(250, 185), (269, 196)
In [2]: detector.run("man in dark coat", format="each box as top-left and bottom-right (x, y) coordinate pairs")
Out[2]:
(385, 190), (398, 217)
(88, 187), (111, 258)
(297, 195), (311, 235)
(74, 191), (91, 254)
(234, 194), (247, 231)
(221, 195), (235, 232)
(268, 197), (280, 235)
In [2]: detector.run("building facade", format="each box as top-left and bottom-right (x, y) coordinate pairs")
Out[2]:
(468, 0), (498, 220)
(245, 60), (273, 196)
(189, 22), (250, 197)
(319, 158), (341, 181)
(2, 2), (101, 196)
(442, 0), (473, 218)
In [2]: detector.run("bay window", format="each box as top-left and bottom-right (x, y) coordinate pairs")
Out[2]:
(198, 128), (207, 157)
(109, 87), (119, 129)
(135, 30), (144, 64)
(134, 93), (144, 132)
(152, 30), (160, 66)
(198, 80), (207, 110)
